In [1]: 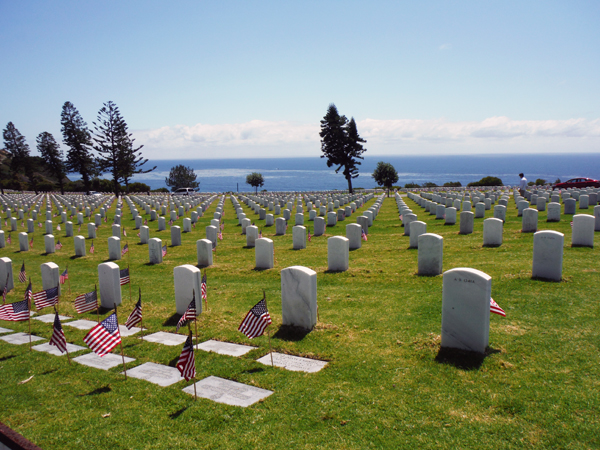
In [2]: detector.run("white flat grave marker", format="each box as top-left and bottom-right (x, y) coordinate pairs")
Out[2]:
(197, 339), (257, 357)
(118, 325), (142, 337)
(32, 342), (86, 356)
(0, 332), (45, 345)
(144, 331), (188, 346)
(64, 319), (98, 330)
(122, 362), (184, 387)
(182, 376), (273, 407)
(73, 352), (135, 370)
(0, 327), (13, 334)
(256, 352), (328, 373)
(33, 314), (72, 323)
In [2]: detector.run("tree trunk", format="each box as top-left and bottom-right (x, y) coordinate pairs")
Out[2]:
(346, 176), (353, 194)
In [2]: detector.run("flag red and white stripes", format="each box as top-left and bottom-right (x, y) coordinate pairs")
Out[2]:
(490, 298), (506, 317)
(162, 245), (167, 257)
(176, 297), (197, 332)
(119, 268), (130, 286)
(0, 298), (30, 321)
(90, 241), (95, 254)
(33, 287), (59, 310)
(74, 290), (98, 314)
(83, 313), (121, 357)
(121, 243), (129, 256)
(49, 311), (67, 353)
(59, 268), (68, 284)
(176, 334), (196, 381)
(238, 298), (272, 339)
(125, 296), (142, 330)
(201, 273), (207, 301)
(361, 228), (368, 241)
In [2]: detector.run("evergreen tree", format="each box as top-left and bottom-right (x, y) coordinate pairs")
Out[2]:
(2, 122), (37, 193)
(319, 104), (366, 193)
(245, 172), (265, 194)
(371, 161), (399, 197)
(36, 131), (66, 194)
(61, 101), (96, 194)
(120, 137), (156, 193)
(165, 164), (199, 191)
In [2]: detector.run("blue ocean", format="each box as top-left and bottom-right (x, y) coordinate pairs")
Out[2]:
(78, 154), (600, 192)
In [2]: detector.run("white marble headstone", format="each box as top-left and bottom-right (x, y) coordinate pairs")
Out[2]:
(182, 376), (273, 407)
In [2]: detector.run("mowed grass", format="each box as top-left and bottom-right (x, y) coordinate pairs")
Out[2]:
(0, 192), (598, 450)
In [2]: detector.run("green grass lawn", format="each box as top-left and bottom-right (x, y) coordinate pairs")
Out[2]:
(0, 192), (598, 449)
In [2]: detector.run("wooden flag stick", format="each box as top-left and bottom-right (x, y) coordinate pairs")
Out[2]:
(263, 290), (274, 367)
(28, 278), (32, 352)
(55, 305), (71, 365)
(139, 287), (144, 342)
(187, 326), (197, 401)
(67, 263), (71, 295)
(95, 284), (100, 324)
(127, 262), (132, 304)
(193, 289), (199, 351)
(114, 302), (127, 379)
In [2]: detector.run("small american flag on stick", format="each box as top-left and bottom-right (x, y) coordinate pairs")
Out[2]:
(0, 297), (30, 321)
(125, 294), (142, 330)
(49, 311), (68, 353)
(238, 297), (272, 339)
(162, 244), (167, 257)
(361, 228), (368, 241)
(176, 297), (197, 332)
(18, 263), (26, 283)
(176, 333), (196, 381)
(90, 241), (95, 254)
(74, 289), (98, 314)
(119, 268), (130, 286)
(55, 240), (63, 251)
(121, 243), (129, 256)
(33, 286), (59, 310)
(83, 313), (121, 357)
(59, 268), (68, 284)
(490, 298), (506, 317)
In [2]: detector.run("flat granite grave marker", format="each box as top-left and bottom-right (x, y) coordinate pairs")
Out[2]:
(122, 362), (185, 387)
(144, 331), (188, 346)
(73, 352), (135, 370)
(182, 376), (273, 407)
(441, 268), (491, 354)
(0, 327), (14, 334)
(32, 342), (86, 356)
(197, 339), (257, 357)
(64, 319), (98, 330)
(256, 352), (328, 373)
(0, 332), (45, 345)
(33, 313), (71, 323)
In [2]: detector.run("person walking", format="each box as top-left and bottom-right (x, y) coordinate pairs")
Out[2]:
(519, 173), (527, 197)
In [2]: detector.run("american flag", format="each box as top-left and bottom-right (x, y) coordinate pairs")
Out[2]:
(121, 243), (129, 256)
(144, 218), (148, 225)
(490, 298), (506, 317)
(125, 295), (142, 329)
(169, 219), (173, 226)
(25, 280), (32, 302)
(176, 297), (197, 332)
(308, 228), (311, 242)
(90, 241), (95, 254)
(238, 298), (272, 339)
(0, 297), (30, 321)
(49, 311), (67, 353)
(104, 215), (107, 222)
(218, 230), (223, 240)
(78, 225), (81, 232)
(201, 273), (207, 301)
(137, 231), (140, 237)
(55, 240), (63, 251)
(399, 214), (403, 220)
(59, 268), (68, 284)
(21, 221), (24, 228)
(162, 245), (167, 257)
(192, 222), (195, 229)
(6, 234), (11, 245)
(176, 334), (196, 381)
(29, 236), (34, 248)
(258, 229), (262, 238)
(123, 228), (127, 237)
(220, 222), (224, 231)
(18, 263), (26, 283)
(33, 286), (59, 310)
(38, 222), (42, 228)
(83, 313), (121, 357)
(361, 228), (368, 241)
(119, 268), (130, 285)
(57, 224), (61, 231)
(211, 240), (216, 252)
(74, 289), (98, 314)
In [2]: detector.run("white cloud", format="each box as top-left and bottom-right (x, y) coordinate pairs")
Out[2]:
(439, 43), (452, 50)
(133, 117), (600, 159)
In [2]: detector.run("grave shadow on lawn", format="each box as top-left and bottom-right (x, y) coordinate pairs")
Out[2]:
(169, 407), (189, 419)
(69, 255), (84, 260)
(163, 313), (182, 327)
(80, 385), (112, 396)
(273, 325), (311, 342)
(435, 346), (500, 371)
(0, 355), (16, 362)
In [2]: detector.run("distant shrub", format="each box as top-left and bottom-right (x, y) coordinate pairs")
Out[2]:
(127, 182), (151, 192)
(443, 181), (462, 187)
(554, 178), (561, 184)
(422, 182), (438, 187)
(467, 176), (503, 187)
(152, 187), (169, 193)
(535, 179), (546, 186)
(405, 182), (420, 188)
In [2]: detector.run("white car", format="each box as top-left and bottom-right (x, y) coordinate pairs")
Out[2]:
(172, 188), (196, 196)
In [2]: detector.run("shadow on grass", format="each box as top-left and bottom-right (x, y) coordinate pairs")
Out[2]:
(41, 369), (58, 375)
(167, 355), (179, 368)
(252, 267), (271, 272)
(169, 407), (189, 419)
(273, 325), (311, 342)
(242, 367), (265, 374)
(98, 306), (113, 315)
(69, 255), (83, 260)
(435, 346), (500, 371)
(163, 313), (182, 327)
(0, 355), (16, 362)
(81, 385), (111, 396)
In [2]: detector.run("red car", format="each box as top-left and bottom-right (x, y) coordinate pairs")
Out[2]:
(553, 177), (600, 190)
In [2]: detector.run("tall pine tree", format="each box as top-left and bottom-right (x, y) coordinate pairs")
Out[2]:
(319, 104), (367, 193)
(61, 102), (96, 194)
(2, 122), (37, 193)
(37, 132), (66, 194)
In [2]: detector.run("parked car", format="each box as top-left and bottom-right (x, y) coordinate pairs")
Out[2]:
(88, 191), (102, 197)
(553, 178), (600, 190)
(171, 188), (196, 196)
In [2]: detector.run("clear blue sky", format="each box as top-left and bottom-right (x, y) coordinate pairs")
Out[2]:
(1, 1), (599, 159)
